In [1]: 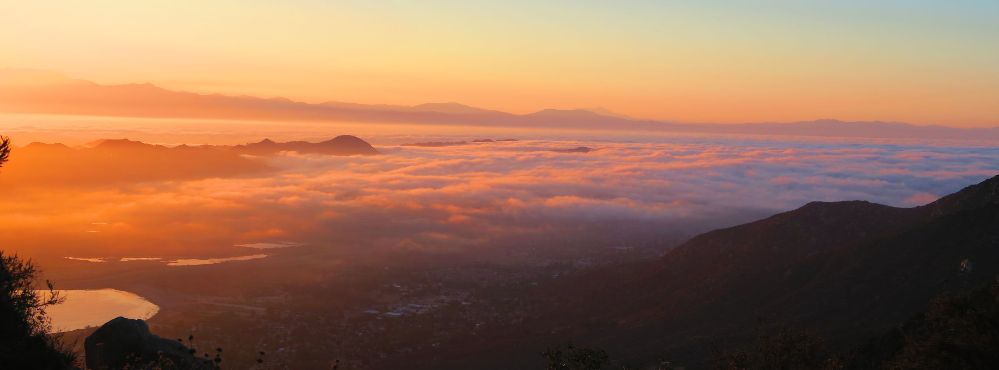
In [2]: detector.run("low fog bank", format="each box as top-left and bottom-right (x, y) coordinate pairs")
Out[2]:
(3, 133), (997, 265)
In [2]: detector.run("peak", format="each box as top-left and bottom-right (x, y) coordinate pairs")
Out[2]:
(531, 108), (595, 115)
(410, 102), (491, 114)
(324, 136), (379, 155)
(321, 135), (368, 145)
(944, 174), (999, 202)
(89, 139), (152, 149)
(793, 200), (895, 214)
(104, 82), (168, 93)
(800, 200), (874, 208)
(23, 142), (70, 150)
(236, 136), (378, 156)
(584, 107), (632, 119)
(122, 82), (159, 88)
(413, 102), (468, 109)
(267, 96), (295, 103)
(924, 174), (999, 215)
(526, 109), (619, 120)
(330, 135), (364, 142)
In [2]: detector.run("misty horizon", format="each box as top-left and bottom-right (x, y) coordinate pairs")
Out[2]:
(3, 69), (999, 134)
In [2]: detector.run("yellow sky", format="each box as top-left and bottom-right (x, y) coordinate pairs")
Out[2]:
(1, 1), (998, 126)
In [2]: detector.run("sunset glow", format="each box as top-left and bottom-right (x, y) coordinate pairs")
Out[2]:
(2, 2), (999, 369)
(3, 1), (998, 125)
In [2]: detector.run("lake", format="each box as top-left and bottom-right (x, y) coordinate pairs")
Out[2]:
(42, 289), (159, 332)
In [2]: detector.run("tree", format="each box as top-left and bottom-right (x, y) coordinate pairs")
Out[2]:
(883, 277), (999, 370)
(0, 251), (76, 369)
(0, 135), (10, 168)
(543, 343), (610, 370)
(0, 136), (77, 369)
(712, 323), (842, 370)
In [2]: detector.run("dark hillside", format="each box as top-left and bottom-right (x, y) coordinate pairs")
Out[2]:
(399, 175), (999, 369)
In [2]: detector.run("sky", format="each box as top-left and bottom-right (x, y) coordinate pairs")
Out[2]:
(2, 1), (998, 126)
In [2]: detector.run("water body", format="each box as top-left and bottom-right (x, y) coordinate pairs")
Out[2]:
(64, 253), (275, 266)
(167, 254), (269, 266)
(64, 257), (105, 263)
(120, 257), (162, 262)
(42, 289), (159, 332)
(61, 241), (298, 266)
(236, 241), (302, 250)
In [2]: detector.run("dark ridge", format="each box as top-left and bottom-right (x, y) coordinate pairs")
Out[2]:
(921, 174), (999, 216)
(18, 142), (73, 153)
(90, 138), (160, 149)
(423, 173), (999, 370)
(234, 135), (379, 156)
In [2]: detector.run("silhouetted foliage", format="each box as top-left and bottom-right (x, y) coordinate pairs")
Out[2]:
(653, 359), (681, 370)
(712, 323), (842, 370)
(540, 344), (681, 370)
(177, 335), (224, 370)
(543, 343), (610, 370)
(708, 277), (999, 370)
(0, 251), (77, 369)
(879, 277), (999, 369)
(0, 135), (10, 169)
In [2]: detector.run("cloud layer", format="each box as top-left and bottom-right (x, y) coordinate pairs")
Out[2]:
(4, 134), (998, 261)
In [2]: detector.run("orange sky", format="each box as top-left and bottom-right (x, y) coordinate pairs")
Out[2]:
(2, 1), (998, 126)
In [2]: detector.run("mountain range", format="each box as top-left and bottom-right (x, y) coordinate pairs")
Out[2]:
(3, 69), (998, 141)
(0, 136), (377, 188)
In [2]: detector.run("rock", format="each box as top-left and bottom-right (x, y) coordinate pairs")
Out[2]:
(84, 317), (213, 370)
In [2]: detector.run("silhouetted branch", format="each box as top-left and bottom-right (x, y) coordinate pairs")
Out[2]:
(0, 135), (10, 168)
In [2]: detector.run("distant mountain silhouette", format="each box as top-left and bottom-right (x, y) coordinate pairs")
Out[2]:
(89, 138), (158, 150)
(524, 108), (622, 121)
(3, 69), (997, 141)
(409, 102), (503, 115)
(2, 139), (268, 188)
(0, 69), (523, 125)
(0, 136), (377, 188)
(419, 174), (999, 369)
(233, 135), (379, 156)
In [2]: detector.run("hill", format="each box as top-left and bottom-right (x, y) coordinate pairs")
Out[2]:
(0, 136), (378, 188)
(407, 174), (999, 369)
(232, 135), (379, 156)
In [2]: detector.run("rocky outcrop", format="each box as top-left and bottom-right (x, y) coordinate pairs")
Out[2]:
(84, 317), (213, 370)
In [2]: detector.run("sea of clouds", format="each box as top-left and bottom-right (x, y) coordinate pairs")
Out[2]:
(5, 130), (999, 258)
